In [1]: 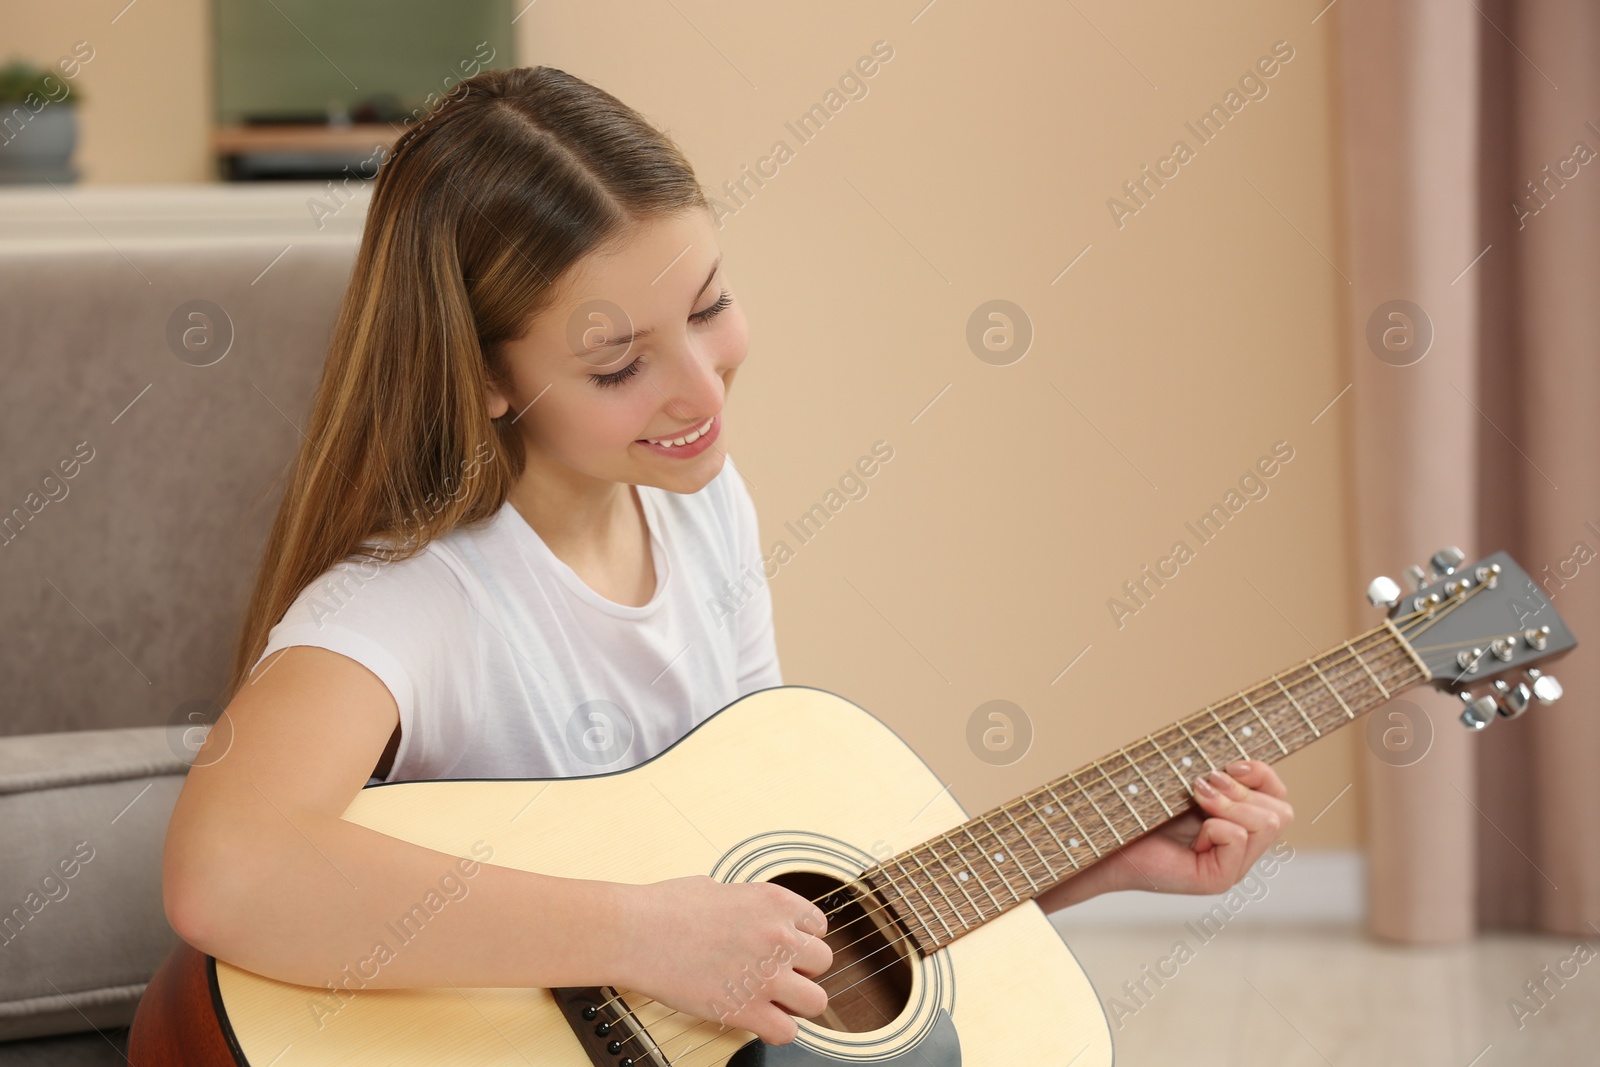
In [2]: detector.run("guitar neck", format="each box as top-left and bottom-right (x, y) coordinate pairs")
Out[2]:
(864, 620), (1432, 953)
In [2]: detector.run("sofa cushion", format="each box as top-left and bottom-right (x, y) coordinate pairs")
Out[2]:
(0, 727), (187, 1042)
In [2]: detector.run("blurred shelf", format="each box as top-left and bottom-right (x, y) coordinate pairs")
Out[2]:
(212, 123), (404, 182)
(211, 123), (402, 154)
(0, 182), (371, 246)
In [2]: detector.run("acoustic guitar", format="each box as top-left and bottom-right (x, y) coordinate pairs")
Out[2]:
(130, 547), (1576, 1065)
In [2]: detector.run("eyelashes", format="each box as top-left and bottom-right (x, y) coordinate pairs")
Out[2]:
(588, 289), (734, 388)
(692, 290), (734, 323)
(590, 356), (646, 388)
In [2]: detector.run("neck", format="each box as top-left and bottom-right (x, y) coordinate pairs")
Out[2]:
(506, 456), (636, 558)
(863, 620), (1431, 954)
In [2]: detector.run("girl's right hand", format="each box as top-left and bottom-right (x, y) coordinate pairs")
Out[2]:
(615, 875), (833, 1045)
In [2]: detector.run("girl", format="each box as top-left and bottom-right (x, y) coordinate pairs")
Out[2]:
(161, 65), (1292, 1050)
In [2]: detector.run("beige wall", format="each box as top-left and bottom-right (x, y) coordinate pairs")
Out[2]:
(0, 0), (212, 183)
(5, 1), (1361, 849)
(515, 1), (1362, 851)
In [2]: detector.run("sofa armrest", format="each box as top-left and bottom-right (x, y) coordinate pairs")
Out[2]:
(0, 727), (188, 1043)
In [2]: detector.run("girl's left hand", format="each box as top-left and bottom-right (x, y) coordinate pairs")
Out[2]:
(1037, 760), (1294, 910)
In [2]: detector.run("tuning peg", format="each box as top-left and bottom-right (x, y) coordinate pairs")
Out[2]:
(1531, 674), (1563, 704)
(1460, 694), (1498, 730)
(1430, 546), (1466, 579)
(1405, 564), (1429, 591)
(1497, 681), (1533, 718)
(1366, 576), (1402, 608)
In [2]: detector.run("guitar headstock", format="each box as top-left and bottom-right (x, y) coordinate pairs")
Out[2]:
(1366, 547), (1578, 729)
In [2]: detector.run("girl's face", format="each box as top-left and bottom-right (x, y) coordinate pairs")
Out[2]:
(487, 207), (749, 495)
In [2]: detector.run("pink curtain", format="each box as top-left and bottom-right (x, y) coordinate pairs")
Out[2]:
(1341, 0), (1600, 941)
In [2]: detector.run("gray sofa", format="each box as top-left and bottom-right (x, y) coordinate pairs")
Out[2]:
(0, 187), (365, 1062)
(0, 729), (185, 1062)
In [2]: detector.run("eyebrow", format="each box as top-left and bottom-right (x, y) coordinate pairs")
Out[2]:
(580, 255), (723, 352)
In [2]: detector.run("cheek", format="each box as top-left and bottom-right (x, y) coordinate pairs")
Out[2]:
(604, 397), (657, 443)
(564, 389), (658, 449)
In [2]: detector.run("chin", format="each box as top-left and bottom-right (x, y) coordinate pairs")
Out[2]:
(636, 451), (724, 492)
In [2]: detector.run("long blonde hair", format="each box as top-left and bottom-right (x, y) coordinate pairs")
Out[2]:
(227, 66), (708, 700)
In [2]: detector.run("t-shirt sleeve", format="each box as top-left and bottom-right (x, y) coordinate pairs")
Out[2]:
(253, 549), (476, 782)
(723, 455), (783, 693)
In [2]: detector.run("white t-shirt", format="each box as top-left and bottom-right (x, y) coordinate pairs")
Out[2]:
(254, 455), (781, 783)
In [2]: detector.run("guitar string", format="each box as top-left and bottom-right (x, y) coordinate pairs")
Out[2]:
(722, 628), (1420, 973)
(591, 590), (1482, 1058)
(589, 624), (1443, 1055)
(604, 630), (1465, 1062)
(774, 636), (1424, 977)
(594, 632), (1434, 1060)
(838, 615), (1436, 925)
(601, 603), (1477, 1066)
(780, 633), (1433, 1011)
(584, 628), (1437, 1054)
(848, 593), (1467, 930)
(663, 595), (1481, 1063)
(726, 594), (1488, 1058)
(789, 589), (1492, 1024)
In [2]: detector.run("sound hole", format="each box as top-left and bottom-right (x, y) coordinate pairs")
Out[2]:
(767, 870), (914, 1034)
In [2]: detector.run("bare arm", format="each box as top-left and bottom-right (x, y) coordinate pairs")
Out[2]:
(162, 645), (634, 991)
(161, 645), (832, 1044)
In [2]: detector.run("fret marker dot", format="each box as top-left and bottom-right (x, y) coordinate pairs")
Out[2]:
(993, 852), (1007, 864)
(1241, 726), (1254, 738)
(1181, 757), (1193, 768)
(1126, 784), (1139, 795)
(1043, 804), (1055, 814)
(957, 871), (970, 882)
(1068, 837), (1080, 848)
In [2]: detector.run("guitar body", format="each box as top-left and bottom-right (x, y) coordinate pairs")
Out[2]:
(168, 686), (1115, 1065)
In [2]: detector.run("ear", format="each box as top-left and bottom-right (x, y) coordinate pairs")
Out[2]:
(484, 379), (511, 421)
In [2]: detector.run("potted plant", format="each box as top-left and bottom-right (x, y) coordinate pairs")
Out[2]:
(0, 59), (86, 183)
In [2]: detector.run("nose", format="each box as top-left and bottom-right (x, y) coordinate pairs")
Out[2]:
(658, 331), (730, 421)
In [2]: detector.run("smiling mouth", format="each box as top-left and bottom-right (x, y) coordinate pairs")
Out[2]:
(640, 416), (716, 447)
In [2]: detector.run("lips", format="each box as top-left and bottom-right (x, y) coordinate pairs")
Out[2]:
(639, 415), (716, 447)
(635, 414), (721, 459)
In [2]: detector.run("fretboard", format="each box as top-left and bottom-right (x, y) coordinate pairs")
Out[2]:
(862, 620), (1430, 954)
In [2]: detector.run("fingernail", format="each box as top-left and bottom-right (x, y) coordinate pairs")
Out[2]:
(1209, 769), (1234, 791)
(1227, 760), (1251, 776)
(1193, 775), (1216, 796)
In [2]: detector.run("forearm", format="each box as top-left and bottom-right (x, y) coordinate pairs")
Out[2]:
(167, 796), (639, 991)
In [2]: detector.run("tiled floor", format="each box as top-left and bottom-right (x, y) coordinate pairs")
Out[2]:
(1052, 922), (1600, 1066)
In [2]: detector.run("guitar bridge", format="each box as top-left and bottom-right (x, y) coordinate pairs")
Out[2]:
(552, 985), (671, 1067)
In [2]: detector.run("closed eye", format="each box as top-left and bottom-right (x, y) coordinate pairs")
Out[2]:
(589, 289), (734, 388)
(691, 289), (733, 323)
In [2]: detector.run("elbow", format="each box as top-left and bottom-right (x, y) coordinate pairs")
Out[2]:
(160, 815), (333, 989)
(162, 840), (223, 953)
(160, 815), (247, 957)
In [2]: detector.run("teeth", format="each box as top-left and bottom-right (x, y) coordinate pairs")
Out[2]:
(646, 416), (714, 447)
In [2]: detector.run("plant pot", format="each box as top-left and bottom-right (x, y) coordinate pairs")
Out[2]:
(0, 104), (79, 183)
